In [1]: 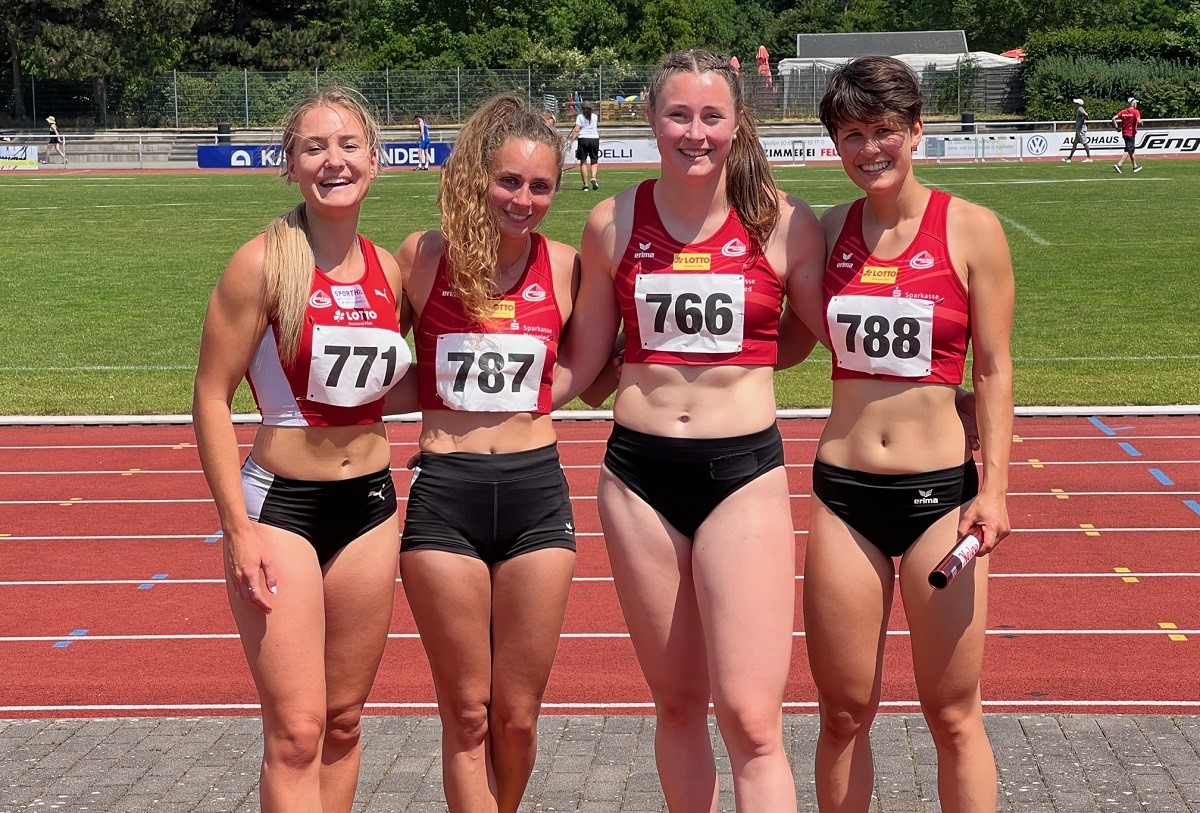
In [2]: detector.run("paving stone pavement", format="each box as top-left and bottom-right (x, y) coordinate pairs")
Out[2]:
(2, 714), (1198, 812)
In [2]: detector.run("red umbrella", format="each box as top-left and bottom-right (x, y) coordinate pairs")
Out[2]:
(1000, 47), (1025, 61)
(730, 55), (741, 74)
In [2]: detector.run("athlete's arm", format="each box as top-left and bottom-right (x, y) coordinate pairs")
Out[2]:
(383, 231), (436, 416)
(192, 236), (277, 612)
(955, 202), (1015, 555)
(774, 194), (825, 368)
(552, 198), (621, 409)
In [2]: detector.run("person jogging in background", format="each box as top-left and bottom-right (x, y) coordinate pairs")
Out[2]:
(1112, 97), (1142, 173)
(44, 116), (66, 164)
(1062, 98), (1093, 163)
(568, 104), (600, 191)
(414, 113), (432, 170)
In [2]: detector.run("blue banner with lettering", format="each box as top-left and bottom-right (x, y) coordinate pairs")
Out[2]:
(197, 142), (451, 169)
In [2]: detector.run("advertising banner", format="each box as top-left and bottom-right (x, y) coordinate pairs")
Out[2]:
(0, 145), (39, 170)
(196, 142), (451, 169)
(197, 127), (1200, 169)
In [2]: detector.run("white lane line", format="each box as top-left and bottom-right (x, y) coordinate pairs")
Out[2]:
(2, 628), (1196, 644)
(1, 698), (1196, 714)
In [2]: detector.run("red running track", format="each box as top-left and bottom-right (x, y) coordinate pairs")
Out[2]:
(1, 415), (1198, 718)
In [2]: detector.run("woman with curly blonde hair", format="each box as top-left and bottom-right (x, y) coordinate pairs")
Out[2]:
(392, 92), (615, 813)
(194, 86), (409, 812)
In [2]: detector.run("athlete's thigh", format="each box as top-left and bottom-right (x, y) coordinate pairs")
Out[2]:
(691, 467), (795, 701)
(597, 466), (709, 695)
(399, 549), (494, 700)
(489, 547), (576, 709)
(321, 514), (401, 709)
(897, 508), (989, 706)
(227, 523), (328, 715)
(803, 496), (896, 704)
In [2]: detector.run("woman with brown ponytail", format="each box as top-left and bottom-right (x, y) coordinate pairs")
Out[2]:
(193, 87), (409, 812)
(392, 93), (614, 813)
(572, 48), (826, 811)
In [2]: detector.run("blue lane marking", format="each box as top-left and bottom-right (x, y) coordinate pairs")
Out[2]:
(1186, 500), (1200, 517)
(1118, 442), (1141, 457)
(53, 629), (89, 649)
(1150, 469), (1174, 486)
(204, 530), (223, 545)
(138, 573), (169, 590)
(1089, 416), (1116, 435)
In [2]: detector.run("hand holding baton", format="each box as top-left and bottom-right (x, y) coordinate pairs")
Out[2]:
(928, 533), (982, 589)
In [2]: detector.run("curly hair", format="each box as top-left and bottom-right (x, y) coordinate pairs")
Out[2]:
(263, 86), (381, 365)
(647, 49), (779, 251)
(436, 93), (564, 325)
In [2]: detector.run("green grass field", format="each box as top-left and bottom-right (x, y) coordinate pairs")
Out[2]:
(1, 159), (1197, 415)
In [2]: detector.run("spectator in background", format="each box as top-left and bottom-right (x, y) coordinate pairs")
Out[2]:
(44, 116), (66, 164)
(568, 104), (600, 191)
(1062, 98), (1093, 163)
(1112, 97), (1142, 173)
(414, 113), (431, 170)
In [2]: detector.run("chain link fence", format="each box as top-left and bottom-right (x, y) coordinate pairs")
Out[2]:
(2, 64), (1021, 131)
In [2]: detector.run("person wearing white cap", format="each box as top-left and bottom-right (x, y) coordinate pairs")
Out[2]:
(44, 115), (66, 164)
(1112, 97), (1142, 173)
(1062, 98), (1093, 163)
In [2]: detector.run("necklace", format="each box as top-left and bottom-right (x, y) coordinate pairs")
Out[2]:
(493, 236), (531, 293)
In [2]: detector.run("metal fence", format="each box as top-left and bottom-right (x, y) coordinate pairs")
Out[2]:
(2, 63), (1022, 131)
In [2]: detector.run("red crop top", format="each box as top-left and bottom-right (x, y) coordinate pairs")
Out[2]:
(823, 189), (970, 385)
(246, 235), (410, 427)
(615, 180), (783, 366)
(415, 232), (562, 413)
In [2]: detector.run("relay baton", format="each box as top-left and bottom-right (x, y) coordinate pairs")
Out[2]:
(928, 533), (982, 589)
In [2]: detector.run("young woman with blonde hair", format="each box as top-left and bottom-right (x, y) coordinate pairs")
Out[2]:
(393, 93), (614, 813)
(194, 86), (409, 812)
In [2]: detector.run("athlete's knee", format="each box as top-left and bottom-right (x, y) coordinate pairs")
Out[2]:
(713, 702), (785, 761)
(922, 700), (984, 751)
(489, 701), (539, 754)
(265, 712), (325, 770)
(652, 687), (711, 732)
(818, 695), (878, 746)
(324, 702), (366, 757)
(442, 695), (491, 751)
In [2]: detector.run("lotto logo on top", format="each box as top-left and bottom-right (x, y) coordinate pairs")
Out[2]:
(332, 285), (370, 309)
(673, 253), (711, 271)
(489, 299), (516, 320)
(860, 265), (898, 285)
